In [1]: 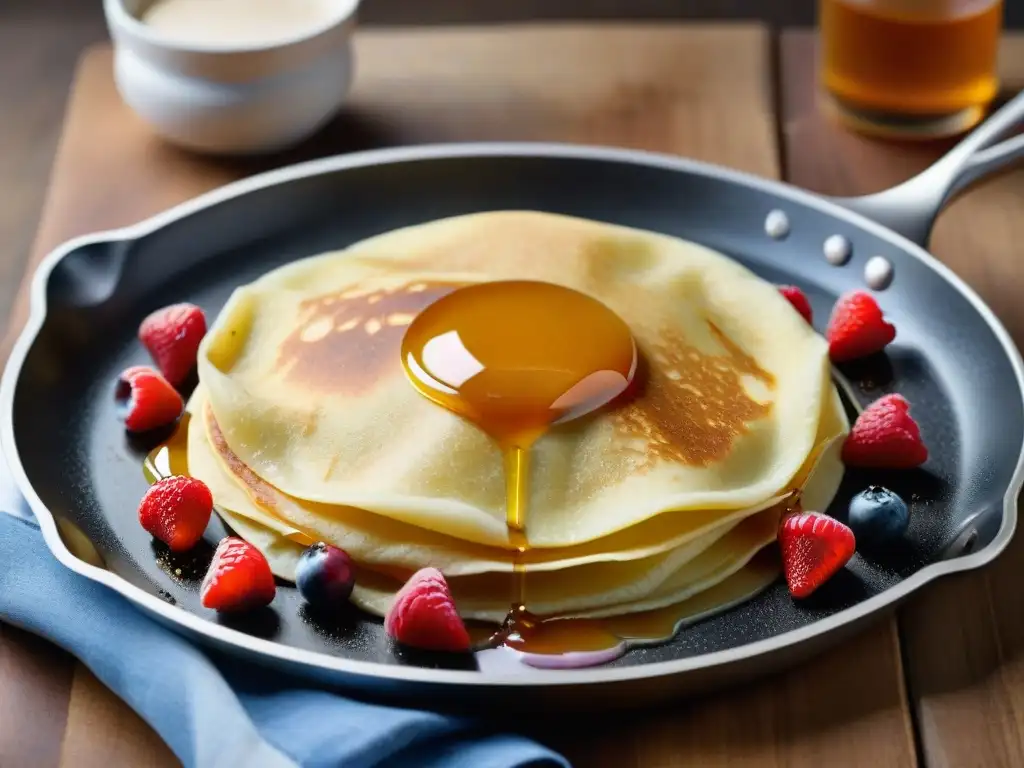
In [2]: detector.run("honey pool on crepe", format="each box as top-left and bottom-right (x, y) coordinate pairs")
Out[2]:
(401, 279), (638, 647)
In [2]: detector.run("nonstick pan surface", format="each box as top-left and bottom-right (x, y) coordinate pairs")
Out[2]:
(3, 141), (1024, 709)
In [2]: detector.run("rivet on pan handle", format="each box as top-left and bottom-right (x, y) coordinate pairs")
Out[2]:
(939, 505), (1004, 561)
(829, 89), (1024, 248)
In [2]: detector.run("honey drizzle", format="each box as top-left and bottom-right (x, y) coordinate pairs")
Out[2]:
(503, 445), (529, 534)
(143, 413), (191, 482)
(504, 443), (533, 622)
(401, 280), (637, 648)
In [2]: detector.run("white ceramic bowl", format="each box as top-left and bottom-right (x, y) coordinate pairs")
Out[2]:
(104, 0), (359, 154)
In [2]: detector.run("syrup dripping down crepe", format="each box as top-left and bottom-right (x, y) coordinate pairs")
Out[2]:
(197, 211), (842, 550)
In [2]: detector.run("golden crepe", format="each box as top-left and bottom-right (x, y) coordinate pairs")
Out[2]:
(189, 211), (848, 625)
(198, 213), (839, 542)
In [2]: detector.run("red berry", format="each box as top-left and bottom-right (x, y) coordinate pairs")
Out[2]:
(139, 303), (207, 385)
(385, 567), (470, 652)
(138, 476), (213, 552)
(116, 366), (184, 433)
(842, 394), (928, 469)
(201, 537), (276, 612)
(780, 512), (856, 599)
(826, 291), (896, 363)
(778, 285), (813, 324)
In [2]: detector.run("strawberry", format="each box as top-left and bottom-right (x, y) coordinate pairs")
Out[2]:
(778, 285), (813, 324)
(139, 303), (207, 385)
(138, 476), (213, 552)
(842, 393), (928, 468)
(385, 567), (470, 652)
(779, 512), (856, 599)
(116, 366), (184, 432)
(826, 291), (896, 363)
(201, 537), (276, 612)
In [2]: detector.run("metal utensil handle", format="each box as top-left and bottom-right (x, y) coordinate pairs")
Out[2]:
(831, 89), (1024, 246)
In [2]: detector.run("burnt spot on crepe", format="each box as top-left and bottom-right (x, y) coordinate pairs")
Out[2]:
(274, 281), (463, 394)
(616, 321), (775, 468)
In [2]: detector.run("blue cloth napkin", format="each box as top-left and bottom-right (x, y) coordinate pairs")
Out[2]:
(0, 501), (568, 768)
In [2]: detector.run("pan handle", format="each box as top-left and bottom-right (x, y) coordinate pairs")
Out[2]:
(829, 89), (1024, 246)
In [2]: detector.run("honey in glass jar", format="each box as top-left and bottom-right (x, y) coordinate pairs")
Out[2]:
(819, 0), (1003, 137)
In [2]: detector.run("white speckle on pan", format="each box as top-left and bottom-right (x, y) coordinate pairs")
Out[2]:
(764, 210), (790, 240)
(823, 234), (852, 265)
(865, 255), (894, 290)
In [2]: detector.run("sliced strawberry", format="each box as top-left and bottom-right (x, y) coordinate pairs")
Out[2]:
(826, 291), (896, 363)
(843, 393), (928, 469)
(138, 476), (213, 552)
(201, 537), (276, 612)
(385, 567), (470, 652)
(780, 512), (856, 599)
(139, 303), (207, 385)
(778, 285), (813, 324)
(116, 366), (184, 433)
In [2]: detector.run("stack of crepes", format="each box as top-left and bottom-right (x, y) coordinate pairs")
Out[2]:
(187, 212), (849, 625)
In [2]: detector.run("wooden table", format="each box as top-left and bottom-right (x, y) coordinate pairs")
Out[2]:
(2, 24), (1024, 768)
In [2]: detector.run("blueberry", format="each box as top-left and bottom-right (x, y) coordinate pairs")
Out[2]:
(848, 486), (909, 545)
(296, 542), (355, 609)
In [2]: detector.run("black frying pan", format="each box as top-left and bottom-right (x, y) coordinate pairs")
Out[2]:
(3, 90), (1024, 711)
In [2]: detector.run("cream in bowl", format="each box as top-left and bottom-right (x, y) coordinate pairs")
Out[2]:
(104, 0), (359, 154)
(141, 0), (343, 47)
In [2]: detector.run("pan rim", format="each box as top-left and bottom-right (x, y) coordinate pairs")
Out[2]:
(3, 140), (1022, 689)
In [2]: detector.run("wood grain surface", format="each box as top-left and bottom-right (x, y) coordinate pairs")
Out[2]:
(0, 22), (1020, 768)
(781, 30), (1024, 768)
